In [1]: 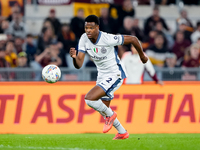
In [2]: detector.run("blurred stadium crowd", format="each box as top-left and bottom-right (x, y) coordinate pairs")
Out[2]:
(0, 0), (200, 81)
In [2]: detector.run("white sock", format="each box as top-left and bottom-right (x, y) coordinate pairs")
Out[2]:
(99, 111), (106, 120)
(113, 118), (127, 134)
(85, 99), (113, 116)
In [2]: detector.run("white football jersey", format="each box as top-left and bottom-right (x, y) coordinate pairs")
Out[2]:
(121, 51), (156, 84)
(78, 31), (127, 79)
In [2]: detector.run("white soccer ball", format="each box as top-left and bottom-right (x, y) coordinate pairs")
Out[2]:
(42, 65), (61, 83)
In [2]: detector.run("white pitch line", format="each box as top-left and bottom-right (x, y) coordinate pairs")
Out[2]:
(0, 145), (106, 150)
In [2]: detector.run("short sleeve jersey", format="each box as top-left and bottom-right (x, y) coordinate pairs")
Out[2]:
(78, 31), (127, 79)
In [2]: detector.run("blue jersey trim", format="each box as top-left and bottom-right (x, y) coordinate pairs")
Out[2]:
(101, 97), (113, 101)
(114, 47), (126, 79)
(94, 31), (102, 45)
(78, 50), (86, 53)
(97, 84), (107, 92)
(121, 35), (124, 45)
(106, 78), (121, 98)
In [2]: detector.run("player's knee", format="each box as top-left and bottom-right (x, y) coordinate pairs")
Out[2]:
(85, 99), (93, 108)
(85, 93), (96, 107)
(85, 93), (93, 100)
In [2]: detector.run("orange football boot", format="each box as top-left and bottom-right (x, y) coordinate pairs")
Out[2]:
(113, 131), (129, 140)
(103, 111), (117, 133)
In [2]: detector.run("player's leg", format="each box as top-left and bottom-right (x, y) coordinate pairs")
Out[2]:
(84, 85), (114, 117)
(100, 78), (129, 140)
(84, 86), (117, 133)
(102, 100), (127, 136)
(101, 100), (111, 107)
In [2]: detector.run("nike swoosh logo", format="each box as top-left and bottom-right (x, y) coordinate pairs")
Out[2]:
(86, 48), (92, 51)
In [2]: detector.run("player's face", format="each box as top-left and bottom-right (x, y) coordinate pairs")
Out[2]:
(85, 22), (99, 40)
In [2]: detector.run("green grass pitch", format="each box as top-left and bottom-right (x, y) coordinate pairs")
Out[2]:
(0, 134), (200, 150)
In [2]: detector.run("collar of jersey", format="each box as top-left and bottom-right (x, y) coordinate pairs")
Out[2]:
(93, 31), (102, 45)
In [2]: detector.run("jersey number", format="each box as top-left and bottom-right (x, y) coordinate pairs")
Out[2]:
(106, 78), (112, 83)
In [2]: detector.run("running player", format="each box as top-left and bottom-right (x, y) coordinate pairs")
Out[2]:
(69, 15), (148, 140)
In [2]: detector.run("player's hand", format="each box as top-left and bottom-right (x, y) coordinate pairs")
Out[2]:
(157, 80), (164, 86)
(44, 48), (50, 55)
(70, 47), (77, 58)
(140, 55), (148, 64)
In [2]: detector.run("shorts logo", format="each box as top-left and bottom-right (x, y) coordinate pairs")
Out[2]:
(93, 48), (98, 53)
(101, 47), (107, 54)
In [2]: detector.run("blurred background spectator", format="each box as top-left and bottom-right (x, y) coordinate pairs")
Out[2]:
(121, 45), (163, 85)
(17, 51), (29, 67)
(171, 30), (191, 65)
(119, 16), (134, 35)
(44, 9), (61, 37)
(14, 37), (23, 54)
(7, 4), (22, 22)
(5, 40), (17, 68)
(163, 52), (182, 80)
(176, 18), (193, 42)
(142, 29), (158, 50)
(176, 9), (193, 30)
(70, 8), (85, 40)
(99, 7), (118, 34)
(58, 23), (76, 53)
(0, 47), (10, 80)
(0, 48), (9, 68)
(35, 45), (62, 68)
(37, 27), (55, 55)
(144, 5), (169, 36)
(0, 20), (9, 34)
(191, 21), (200, 43)
(58, 23), (76, 67)
(117, 0), (135, 30)
(6, 9), (27, 38)
(181, 43), (200, 80)
(132, 18), (144, 42)
(182, 43), (200, 68)
(23, 34), (37, 66)
(145, 33), (169, 67)
(155, 21), (174, 49)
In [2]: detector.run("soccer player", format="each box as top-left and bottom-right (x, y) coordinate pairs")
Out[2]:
(69, 15), (148, 140)
(121, 45), (163, 85)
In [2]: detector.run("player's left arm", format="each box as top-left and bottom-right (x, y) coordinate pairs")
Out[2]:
(123, 35), (148, 64)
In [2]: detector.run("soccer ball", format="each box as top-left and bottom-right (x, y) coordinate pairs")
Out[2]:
(42, 65), (61, 83)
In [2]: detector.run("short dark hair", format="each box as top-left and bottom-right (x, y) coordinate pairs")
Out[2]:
(85, 15), (100, 25)
(196, 21), (200, 27)
(62, 23), (70, 27)
(0, 47), (5, 51)
(7, 40), (14, 44)
(26, 34), (33, 38)
(153, 5), (159, 10)
(42, 27), (48, 34)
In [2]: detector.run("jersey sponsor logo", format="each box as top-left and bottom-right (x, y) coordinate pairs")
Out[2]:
(101, 47), (107, 54)
(93, 48), (98, 53)
(91, 55), (107, 60)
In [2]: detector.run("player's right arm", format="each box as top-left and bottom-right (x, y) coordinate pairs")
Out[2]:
(70, 48), (85, 69)
(69, 34), (86, 69)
